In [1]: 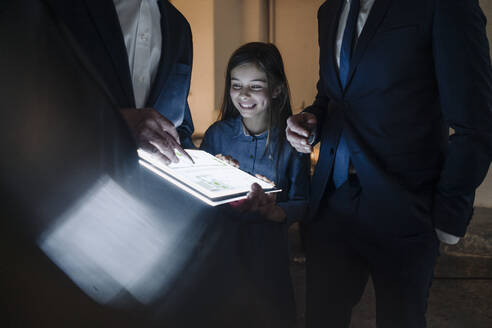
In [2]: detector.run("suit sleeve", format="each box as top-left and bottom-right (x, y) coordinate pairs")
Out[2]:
(177, 18), (195, 149)
(303, 5), (332, 144)
(432, 0), (492, 236)
(177, 101), (195, 149)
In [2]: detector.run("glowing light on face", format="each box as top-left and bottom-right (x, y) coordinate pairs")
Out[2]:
(230, 62), (270, 126)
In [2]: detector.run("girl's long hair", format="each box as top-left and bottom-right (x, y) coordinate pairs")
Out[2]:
(219, 42), (293, 178)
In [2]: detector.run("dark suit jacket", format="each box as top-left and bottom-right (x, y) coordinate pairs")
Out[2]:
(306, 0), (492, 237)
(46, 0), (195, 148)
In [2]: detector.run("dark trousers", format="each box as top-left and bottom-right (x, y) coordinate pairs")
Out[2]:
(306, 175), (440, 328)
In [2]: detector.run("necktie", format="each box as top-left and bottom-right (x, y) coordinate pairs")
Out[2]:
(339, 0), (360, 88)
(333, 0), (360, 188)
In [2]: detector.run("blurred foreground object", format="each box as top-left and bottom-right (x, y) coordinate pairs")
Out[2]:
(0, 0), (209, 326)
(0, 2), (299, 327)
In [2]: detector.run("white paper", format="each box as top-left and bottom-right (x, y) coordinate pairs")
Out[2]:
(137, 149), (280, 205)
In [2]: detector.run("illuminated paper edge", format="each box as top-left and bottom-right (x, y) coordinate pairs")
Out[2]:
(138, 160), (281, 206)
(138, 148), (276, 197)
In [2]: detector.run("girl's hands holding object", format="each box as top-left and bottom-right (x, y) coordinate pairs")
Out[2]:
(216, 153), (240, 168)
(218, 154), (283, 222)
(230, 183), (286, 223)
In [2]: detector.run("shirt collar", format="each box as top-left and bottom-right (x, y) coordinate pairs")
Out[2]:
(232, 116), (269, 140)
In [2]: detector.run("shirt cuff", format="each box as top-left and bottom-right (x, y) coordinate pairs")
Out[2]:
(435, 228), (460, 245)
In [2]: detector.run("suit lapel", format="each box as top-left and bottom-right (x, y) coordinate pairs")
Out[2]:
(320, 0), (345, 96)
(346, 0), (393, 88)
(147, 0), (170, 106)
(84, 0), (135, 107)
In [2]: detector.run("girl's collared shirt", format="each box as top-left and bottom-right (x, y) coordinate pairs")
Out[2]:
(200, 116), (310, 223)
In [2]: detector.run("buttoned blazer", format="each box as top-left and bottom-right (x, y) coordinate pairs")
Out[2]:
(306, 0), (492, 237)
(44, 0), (195, 148)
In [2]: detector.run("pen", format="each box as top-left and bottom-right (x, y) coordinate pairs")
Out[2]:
(307, 133), (316, 145)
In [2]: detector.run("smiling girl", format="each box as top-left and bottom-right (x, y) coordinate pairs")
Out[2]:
(200, 42), (310, 327)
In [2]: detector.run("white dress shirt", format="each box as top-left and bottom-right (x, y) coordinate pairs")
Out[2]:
(335, 0), (375, 69)
(113, 0), (162, 108)
(335, 0), (459, 244)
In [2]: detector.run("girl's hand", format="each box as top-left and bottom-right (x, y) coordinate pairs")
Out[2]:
(216, 154), (240, 168)
(254, 173), (275, 186)
(231, 183), (286, 223)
